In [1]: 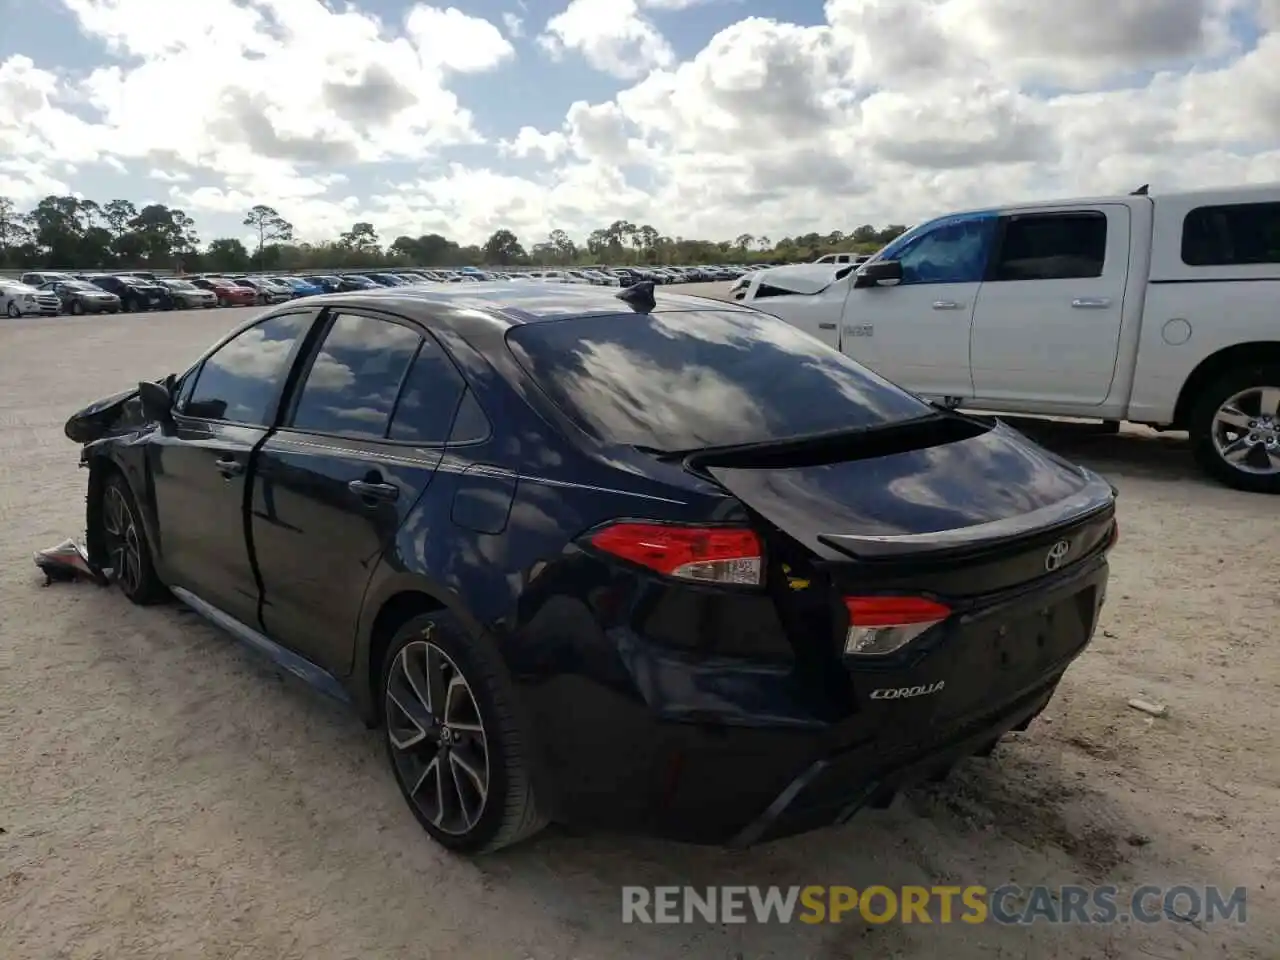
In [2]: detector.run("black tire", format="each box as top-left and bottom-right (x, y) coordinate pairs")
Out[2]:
(381, 612), (546, 854)
(100, 473), (169, 604)
(1190, 363), (1280, 494)
(217, 297), (228, 308)
(6, 301), (20, 318)
(71, 300), (85, 316)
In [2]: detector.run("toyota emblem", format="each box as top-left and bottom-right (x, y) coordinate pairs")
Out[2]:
(1044, 539), (1071, 572)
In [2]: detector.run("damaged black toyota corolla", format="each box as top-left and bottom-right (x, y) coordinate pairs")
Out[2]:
(55, 281), (1117, 854)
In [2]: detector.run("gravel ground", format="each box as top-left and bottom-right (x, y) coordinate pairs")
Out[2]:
(1, 294), (1277, 959)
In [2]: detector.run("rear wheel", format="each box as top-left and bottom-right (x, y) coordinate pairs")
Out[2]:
(101, 474), (168, 604)
(1191, 365), (1280, 493)
(6, 301), (19, 318)
(70, 300), (85, 316)
(382, 612), (546, 854)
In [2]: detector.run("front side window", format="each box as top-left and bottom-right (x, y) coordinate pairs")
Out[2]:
(507, 308), (931, 452)
(1182, 202), (1280, 266)
(289, 313), (421, 440)
(989, 212), (1108, 281)
(184, 312), (315, 425)
(888, 215), (997, 285)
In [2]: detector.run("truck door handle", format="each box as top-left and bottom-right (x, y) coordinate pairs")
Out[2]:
(348, 479), (399, 503)
(1071, 298), (1111, 309)
(932, 300), (964, 310)
(214, 457), (244, 478)
(818, 322), (837, 330)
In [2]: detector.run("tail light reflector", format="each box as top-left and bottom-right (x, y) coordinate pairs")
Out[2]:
(589, 522), (763, 586)
(843, 595), (951, 656)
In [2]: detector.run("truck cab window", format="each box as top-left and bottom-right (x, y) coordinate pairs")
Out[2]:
(894, 217), (995, 285)
(991, 212), (1107, 281)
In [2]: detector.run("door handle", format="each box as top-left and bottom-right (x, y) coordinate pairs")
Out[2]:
(818, 322), (837, 330)
(348, 479), (399, 503)
(932, 300), (964, 310)
(1071, 298), (1111, 309)
(214, 457), (244, 478)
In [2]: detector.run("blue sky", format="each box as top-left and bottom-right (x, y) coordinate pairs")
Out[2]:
(1, 0), (1276, 247)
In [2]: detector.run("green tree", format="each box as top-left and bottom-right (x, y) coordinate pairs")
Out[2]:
(243, 204), (294, 267)
(205, 237), (251, 273)
(482, 228), (525, 265)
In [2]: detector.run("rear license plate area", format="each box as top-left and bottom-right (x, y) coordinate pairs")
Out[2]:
(931, 586), (1098, 723)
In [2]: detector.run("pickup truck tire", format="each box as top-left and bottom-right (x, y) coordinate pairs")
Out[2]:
(1190, 365), (1280, 494)
(381, 612), (547, 854)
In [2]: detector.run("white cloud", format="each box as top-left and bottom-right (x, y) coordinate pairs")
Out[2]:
(0, 0), (1278, 247)
(538, 0), (675, 79)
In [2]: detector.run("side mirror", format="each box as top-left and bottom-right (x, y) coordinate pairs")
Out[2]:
(853, 259), (903, 288)
(137, 380), (174, 423)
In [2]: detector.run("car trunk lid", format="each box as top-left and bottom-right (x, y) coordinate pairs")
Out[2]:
(695, 419), (1116, 597)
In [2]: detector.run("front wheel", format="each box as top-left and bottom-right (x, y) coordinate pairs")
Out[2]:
(101, 474), (169, 604)
(70, 300), (85, 316)
(5, 301), (19, 318)
(1190, 365), (1280, 493)
(382, 613), (546, 854)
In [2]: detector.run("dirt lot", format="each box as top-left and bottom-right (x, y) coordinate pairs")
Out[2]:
(1, 295), (1277, 959)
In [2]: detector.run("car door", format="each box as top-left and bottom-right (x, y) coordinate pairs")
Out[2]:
(969, 205), (1130, 406)
(250, 309), (470, 675)
(839, 212), (997, 400)
(148, 309), (321, 626)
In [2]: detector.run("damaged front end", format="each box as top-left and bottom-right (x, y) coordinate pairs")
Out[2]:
(37, 379), (165, 587)
(63, 386), (147, 444)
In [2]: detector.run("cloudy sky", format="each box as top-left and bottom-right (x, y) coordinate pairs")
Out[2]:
(1, 0), (1278, 247)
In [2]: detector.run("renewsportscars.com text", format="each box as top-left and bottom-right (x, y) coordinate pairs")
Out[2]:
(621, 884), (1247, 926)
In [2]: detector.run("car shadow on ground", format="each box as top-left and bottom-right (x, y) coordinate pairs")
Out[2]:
(995, 417), (1207, 488)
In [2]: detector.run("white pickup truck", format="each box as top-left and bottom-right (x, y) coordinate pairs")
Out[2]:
(741, 184), (1280, 493)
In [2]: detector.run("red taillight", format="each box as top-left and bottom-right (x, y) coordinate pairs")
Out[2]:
(843, 595), (951, 656)
(589, 522), (763, 586)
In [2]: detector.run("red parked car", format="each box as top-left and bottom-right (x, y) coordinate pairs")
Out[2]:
(189, 276), (257, 307)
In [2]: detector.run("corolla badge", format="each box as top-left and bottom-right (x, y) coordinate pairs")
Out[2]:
(1044, 539), (1071, 572)
(869, 681), (945, 700)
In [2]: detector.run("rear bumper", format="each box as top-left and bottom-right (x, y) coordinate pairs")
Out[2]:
(520, 555), (1107, 846)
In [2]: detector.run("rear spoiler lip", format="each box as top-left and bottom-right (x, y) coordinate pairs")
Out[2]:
(817, 471), (1116, 561)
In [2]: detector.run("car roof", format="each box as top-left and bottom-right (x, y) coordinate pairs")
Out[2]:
(293, 281), (754, 331)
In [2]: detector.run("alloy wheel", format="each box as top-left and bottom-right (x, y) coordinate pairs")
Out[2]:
(1211, 386), (1280, 476)
(385, 637), (490, 836)
(101, 484), (143, 594)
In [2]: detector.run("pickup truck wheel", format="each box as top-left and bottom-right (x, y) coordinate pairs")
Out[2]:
(1191, 366), (1280, 493)
(101, 474), (169, 604)
(382, 612), (546, 854)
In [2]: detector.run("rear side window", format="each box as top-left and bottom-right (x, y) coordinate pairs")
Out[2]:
(387, 336), (469, 443)
(990, 212), (1107, 281)
(290, 313), (420, 440)
(506, 309), (931, 452)
(1181, 202), (1280, 266)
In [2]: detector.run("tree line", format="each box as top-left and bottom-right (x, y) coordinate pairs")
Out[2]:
(0, 194), (909, 274)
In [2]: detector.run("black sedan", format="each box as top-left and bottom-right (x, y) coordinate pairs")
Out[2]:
(40, 279), (122, 315)
(62, 282), (1116, 853)
(87, 274), (174, 311)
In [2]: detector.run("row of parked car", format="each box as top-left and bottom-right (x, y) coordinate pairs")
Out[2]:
(1, 262), (765, 318)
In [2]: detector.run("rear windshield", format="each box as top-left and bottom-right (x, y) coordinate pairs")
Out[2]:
(506, 309), (931, 451)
